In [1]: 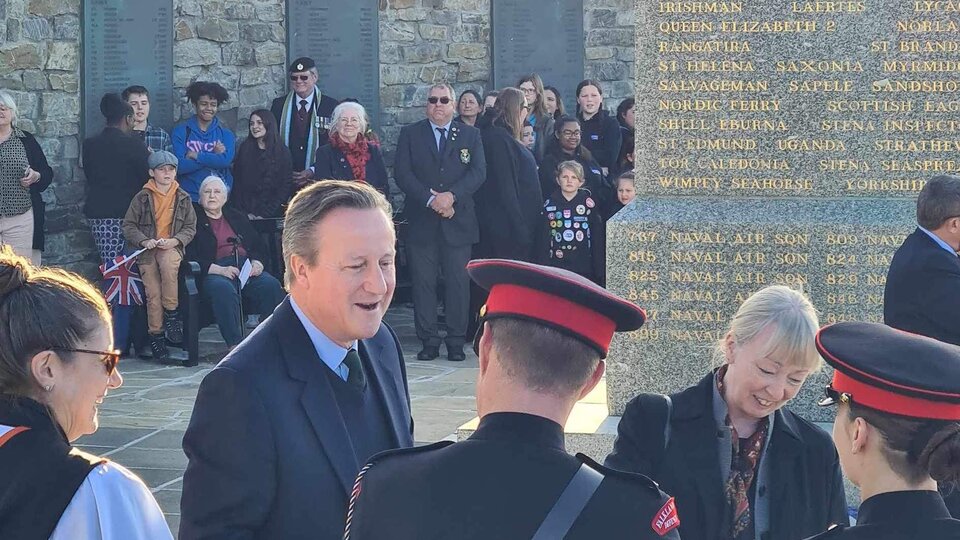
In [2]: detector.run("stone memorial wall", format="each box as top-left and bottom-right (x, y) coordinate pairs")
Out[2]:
(492, 0), (585, 113)
(83, 0), (175, 136)
(287, 0), (380, 124)
(607, 0), (958, 420)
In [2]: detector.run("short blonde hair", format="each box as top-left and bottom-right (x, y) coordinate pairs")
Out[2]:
(0, 90), (18, 126)
(330, 101), (369, 136)
(282, 180), (393, 288)
(556, 160), (584, 182)
(714, 285), (822, 371)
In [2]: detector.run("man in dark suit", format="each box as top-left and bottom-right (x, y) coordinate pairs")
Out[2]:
(270, 57), (340, 180)
(885, 175), (960, 346)
(179, 180), (414, 540)
(343, 259), (680, 540)
(394, 83), (486, 362)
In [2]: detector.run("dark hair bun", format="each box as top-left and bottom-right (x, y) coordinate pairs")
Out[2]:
(921, 422), (960, 484)
(0, 248), (29, 300)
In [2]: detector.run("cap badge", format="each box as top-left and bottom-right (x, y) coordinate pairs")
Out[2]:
(296, 63), (304, 71)
(460, 148), (471, 164)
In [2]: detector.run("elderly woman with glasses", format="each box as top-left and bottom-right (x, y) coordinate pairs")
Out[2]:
(308, 101), (388, 196)
(0, 248), (172, 539)
(607, 285), (848, 540)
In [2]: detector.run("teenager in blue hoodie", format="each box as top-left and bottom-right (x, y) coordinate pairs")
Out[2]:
(172, 81), (236, 201)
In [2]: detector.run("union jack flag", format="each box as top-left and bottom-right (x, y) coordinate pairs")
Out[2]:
(99, 254), (143, 306)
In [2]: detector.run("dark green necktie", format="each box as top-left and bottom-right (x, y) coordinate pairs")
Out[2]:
(343, 349), (366, 390)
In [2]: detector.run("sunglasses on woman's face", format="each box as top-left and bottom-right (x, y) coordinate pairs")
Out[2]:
(428, 97), (452, 105)
(54, 348), (122, 376)
(290, 75), (310, 82)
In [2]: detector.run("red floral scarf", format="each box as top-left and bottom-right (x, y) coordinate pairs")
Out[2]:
(330, 131), (370, 182)
(718, 367), (770, 539)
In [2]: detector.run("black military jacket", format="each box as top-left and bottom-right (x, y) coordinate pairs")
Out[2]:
(344, 412), (681, 539)
(804, 490), (960, 539)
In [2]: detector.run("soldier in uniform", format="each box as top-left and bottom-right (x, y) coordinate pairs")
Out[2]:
(343, 258), (682, 540)
(270, 57), (340, 183)
(806, 322), (960, 539)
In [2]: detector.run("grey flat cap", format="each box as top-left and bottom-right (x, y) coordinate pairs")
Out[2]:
(148, 150), (178, 169)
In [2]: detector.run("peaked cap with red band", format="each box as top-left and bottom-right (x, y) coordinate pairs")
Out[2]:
(466, 259), (646, 358)
(816, 322), (960, 420)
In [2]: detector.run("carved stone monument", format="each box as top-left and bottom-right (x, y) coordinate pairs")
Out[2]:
(492, 0), (585, 112)
(82, 0), (174, 136)
(605, 0), (960, 423)
(287, 0), (380, 124)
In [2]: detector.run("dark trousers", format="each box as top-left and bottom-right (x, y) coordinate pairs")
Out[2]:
(406, 240), (471, 349)
(202, 257), (286, 346)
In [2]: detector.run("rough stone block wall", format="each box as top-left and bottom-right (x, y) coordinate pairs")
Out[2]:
(585, 0), (635, 108)
(378, 0), (492, 166)
(0, 0), (94, 274)
(173, 0), (287, 136)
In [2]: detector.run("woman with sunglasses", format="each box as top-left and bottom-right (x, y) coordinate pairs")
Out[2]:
(607, 285), (848, 540)
(0, 247), (172, 539)
(806, 322), (960, 539)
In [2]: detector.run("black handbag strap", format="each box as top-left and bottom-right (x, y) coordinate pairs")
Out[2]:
(530, 463), (604, 540)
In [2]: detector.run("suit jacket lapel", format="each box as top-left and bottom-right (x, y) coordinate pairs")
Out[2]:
(439, 123), (458, 162)
(424, 121), (441, 161)
(360, 337), (413, 447)
(276, 299), (357, 494)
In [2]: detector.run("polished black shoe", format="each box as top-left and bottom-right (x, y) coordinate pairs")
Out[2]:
(417, 345), (440, 361)
(447, 348), (466, 362)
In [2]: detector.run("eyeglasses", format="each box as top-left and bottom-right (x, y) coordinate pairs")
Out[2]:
(289, 75), (310, 82)
(819, 384), (852, 407)
(428, 97), (452, 105)
(561, 130), (581, 137)
(520, 87), (536, 94)
(53, 348), (122, 375)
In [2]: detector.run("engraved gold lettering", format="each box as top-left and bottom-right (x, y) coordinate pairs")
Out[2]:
(827, 293), (859, 304)
(899, 40), (960, 52)
(820, 120), (876, 131)
(826, 100), (913, 112)
(670, 232), (726, 243)
(792, 1), (865, 11)
(866, 254), (892, 266)
(659, 79), (770, 92)
(686, 138), (757, 150)
(718, 119), (790, 131)
(706, 158), (791, 170)
(659, 177), (722, 189)
(734, 271), (767, 283)
(669, 271), (726, 283)
(881, 159), (960, 171)
(883, 60), (960, 72)
(872, 79), (960, 92)
(658, 40), (752, 53)
(896, 20), (960, 32)
(687, 60), (755, 72)
(776, 252), (810, 264)
(731, 233), (765, 244)
(826, 253), (857, 264)
(820, 159), (871, 171)
(774, 233), (811, 245)
(659, 1), (744, 12)
(845, 178), (927, 191)
(669, 309), (726, 322)
(670, 250), (727, 264)
(788, 80), (854, 92)
(777, 139), (846, 151)
(720, 20), (819, 32)
(884, 119), (960, 133)
(876, 139), (960, 151)
(733, 252), (766, 264)
(669, 289), (727, 302)
(777, 60), (864, 72)
(658, 99), (723, 111)
(864, 234), (907, 245)
(866, 274), (887, 285)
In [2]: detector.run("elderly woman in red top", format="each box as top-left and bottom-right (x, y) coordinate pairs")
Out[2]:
(309, 102), (388, 196)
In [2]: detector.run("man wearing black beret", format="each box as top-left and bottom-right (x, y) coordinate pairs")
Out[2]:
(343, 259), (681, 540)
(271, 56), (340, 181)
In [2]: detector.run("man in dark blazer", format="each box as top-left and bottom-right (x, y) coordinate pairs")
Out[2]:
(179, 180), (414, 540)
(394, 83), (486, 362)
(884, 174), (960, 516)
(885, 175), (960, 346)
(270, 56), (340, 178)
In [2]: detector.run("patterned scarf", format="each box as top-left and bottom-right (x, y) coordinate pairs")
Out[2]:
(330, 131), (370, 182)
(718, 368), (770, 539)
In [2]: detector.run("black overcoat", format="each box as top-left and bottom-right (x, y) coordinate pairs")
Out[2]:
(607, 372), (848, 540)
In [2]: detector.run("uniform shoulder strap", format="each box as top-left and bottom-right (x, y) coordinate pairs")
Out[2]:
(530, 459), (604, 540)
(0, 425), (29, 448)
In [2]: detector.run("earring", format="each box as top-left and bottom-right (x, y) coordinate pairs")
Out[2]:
(44, 385), (52, 392)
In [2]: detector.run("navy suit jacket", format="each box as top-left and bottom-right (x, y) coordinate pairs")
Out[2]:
(394, 119), (486, 247)
(885, 228), (960, 346)
(311, 142), (389, 196)
(179, 297), (414, 540)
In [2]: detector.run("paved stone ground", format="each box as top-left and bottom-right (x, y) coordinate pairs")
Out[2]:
(75, 305), (479, 536)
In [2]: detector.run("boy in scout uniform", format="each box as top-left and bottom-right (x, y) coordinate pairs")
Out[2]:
(542, 160), (603, 284)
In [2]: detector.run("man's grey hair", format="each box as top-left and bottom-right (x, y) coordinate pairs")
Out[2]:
(0, 90), (18, 126)
(282, 180), (393, 288)
(330, 102), (369, 136)
(917, 175), (960, 230)
(199, 175), (229, 198)
(428, 83), (456, 102)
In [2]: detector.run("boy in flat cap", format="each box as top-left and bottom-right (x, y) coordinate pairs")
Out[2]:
(343, 259), (681, 540)
(271, 56), (341, 181)
(122, 150), (197, 363)
(806, 322), (960, 539)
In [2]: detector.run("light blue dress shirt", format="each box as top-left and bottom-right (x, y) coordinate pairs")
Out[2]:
(918, 225), (957, 255)
(425, 120), (453, 208)
(289, 296), (357, 381)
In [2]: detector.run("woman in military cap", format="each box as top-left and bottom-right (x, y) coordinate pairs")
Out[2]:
(808, 322), (960, 539)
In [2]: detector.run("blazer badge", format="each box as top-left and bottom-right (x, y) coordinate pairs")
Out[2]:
(460, 148), (471, 164)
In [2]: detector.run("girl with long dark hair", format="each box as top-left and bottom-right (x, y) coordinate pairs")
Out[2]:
(231, 109), (294, 218)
